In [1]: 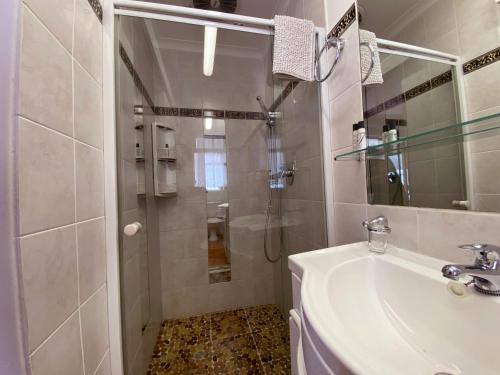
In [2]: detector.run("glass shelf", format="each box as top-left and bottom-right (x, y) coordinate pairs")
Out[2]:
(334, 112), (500, 161)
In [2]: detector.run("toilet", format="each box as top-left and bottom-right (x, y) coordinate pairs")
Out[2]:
(207, 217), (224, 241)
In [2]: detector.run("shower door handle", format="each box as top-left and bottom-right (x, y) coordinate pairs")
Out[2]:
(124, 222), (142, 236)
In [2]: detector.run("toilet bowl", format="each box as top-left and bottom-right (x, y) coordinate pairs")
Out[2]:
(207, 217), (224, 241)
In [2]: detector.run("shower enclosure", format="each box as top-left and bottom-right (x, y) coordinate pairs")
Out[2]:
(111, 2), (328, 373)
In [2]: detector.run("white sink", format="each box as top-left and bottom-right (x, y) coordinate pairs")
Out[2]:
(289, 242), (500, 375)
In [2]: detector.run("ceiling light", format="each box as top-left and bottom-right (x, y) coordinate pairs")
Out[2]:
(204, 117), (213, 130)
(203, 25), (217, 76)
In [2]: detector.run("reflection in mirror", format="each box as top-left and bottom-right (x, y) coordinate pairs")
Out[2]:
(356, 0), (500, 213)
(200, 117), (231, 283)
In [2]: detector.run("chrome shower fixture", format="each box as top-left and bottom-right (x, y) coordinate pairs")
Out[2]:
(256, 96), (279, 127)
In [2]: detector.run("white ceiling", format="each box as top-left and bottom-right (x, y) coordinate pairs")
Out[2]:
(141, 0), (280, 19)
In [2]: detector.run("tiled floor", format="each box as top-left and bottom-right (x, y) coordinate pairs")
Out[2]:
(148, 304), (291, 374)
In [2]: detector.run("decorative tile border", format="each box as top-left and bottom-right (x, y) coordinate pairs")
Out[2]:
(269, 81), (298, 112)
(225, 111), (246, 120)
(88, 0), (103, 23)
(119, 43), (155, 109)
(431, 70), (453, 88)
(463, 46), (500, 74)
(179, 108), (203, 117)
(154, 106), (179, 116)
(364, 69), (453, 118)
(404, 80), (431, 101)
(328, 3), (357, 39)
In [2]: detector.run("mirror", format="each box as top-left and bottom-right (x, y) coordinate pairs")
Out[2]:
(201, 117), (231, 283)
(357, 0), (500, 213)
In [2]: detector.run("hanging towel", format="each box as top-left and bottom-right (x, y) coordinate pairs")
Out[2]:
(273, 15), (316, 81)
(359, 29), (383, 85)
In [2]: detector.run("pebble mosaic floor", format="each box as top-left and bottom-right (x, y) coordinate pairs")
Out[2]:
(147, 304), (291, 374)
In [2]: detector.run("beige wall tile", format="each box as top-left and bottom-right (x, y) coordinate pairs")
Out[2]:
(30, 312), (83, 375)
(333, 157), (367, 204)
(94, 351), (111, 375)
(162, 286), (209, 320)
(18, 118), (75, 235)
(417, 209), (500, 263)
(75, 143), (104, 221)
(475, 194), (500, 213)
(327, 24), (361, 101)
(74, 62), (103, 149)
(23, 0), (74, 52)
(333, 203), (367, 245)
(74, 0), (102, 84)
(456, 0), (500, 60)
(465, 61), (500, 115)
(77, 218), (106, 303)
(159, 228), (207, 260)
(330, 82), (363, 151)
(471, 151), (500, 195)
(80, 287), (109, 375)
(19, 7), (73, 136)
(20, 226), (78, 352)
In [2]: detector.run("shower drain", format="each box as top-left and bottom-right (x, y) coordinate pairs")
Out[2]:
(434, 372), (455, 375)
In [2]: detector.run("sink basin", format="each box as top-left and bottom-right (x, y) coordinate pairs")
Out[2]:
(289, 242), (500, 375)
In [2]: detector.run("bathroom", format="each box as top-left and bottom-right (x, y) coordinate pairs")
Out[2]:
(1, 0), (500, 374)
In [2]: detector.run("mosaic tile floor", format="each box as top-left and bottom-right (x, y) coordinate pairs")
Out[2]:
(148, 304), (291, 374)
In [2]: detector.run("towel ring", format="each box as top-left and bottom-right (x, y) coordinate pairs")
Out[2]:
(314, 36), (345, 83)
(360, 42), (375, 83)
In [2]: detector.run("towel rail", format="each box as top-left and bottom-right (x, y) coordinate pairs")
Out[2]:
(359, 41), (375, 83)
(314, 36), (345, 83)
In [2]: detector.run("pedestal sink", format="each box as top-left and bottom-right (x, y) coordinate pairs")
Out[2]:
(288, 242), (500, 375)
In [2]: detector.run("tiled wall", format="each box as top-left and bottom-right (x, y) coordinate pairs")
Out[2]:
(17, 1), (110, 375)
(324, 0), (500, 263)
(151, 25), (277, 318)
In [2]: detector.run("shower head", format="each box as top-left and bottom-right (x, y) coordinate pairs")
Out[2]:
(256, 96), (275, 127)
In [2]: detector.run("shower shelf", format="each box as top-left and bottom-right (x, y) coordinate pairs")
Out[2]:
(334, 112), (500, 161)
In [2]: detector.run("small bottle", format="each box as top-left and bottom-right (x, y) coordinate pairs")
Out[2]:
(352, 123), (359, 150)
(382, 124), (389, 144)
(388, 122), (398, 151)
(357, 121), (367, 149)
(135, 143), (142, 159)
(357, 121), (367, 160)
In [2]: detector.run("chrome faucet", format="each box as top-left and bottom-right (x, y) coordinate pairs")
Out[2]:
(441, 244), (500, 296)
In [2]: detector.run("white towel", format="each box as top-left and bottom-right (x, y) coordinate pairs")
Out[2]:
(273, 15), (316, 82)
(359, 29), (383, 85)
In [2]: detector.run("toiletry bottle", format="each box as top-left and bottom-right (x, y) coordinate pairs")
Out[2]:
(352, 123), (359, 150)
(357, 121), (367, 160)
(382, 124), (389, 145)
(136, 143), (142, 159)
(388, 122), (398, 151)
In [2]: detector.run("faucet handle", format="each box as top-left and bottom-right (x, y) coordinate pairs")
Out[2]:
(458, 244), (500, 262)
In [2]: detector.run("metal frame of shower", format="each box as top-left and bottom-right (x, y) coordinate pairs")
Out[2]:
(114, 0), (324, 35)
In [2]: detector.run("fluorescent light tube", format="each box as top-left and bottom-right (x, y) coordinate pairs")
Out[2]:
(203, 25), (217, 76)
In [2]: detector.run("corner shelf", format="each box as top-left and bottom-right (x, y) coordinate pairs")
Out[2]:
(334, 112), (500, 161)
